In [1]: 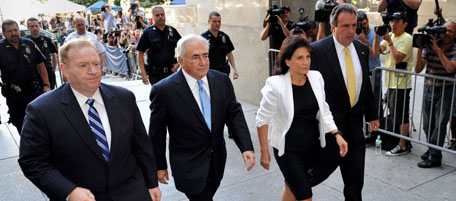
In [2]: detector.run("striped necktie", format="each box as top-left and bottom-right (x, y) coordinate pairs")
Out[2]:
(344, 47), (357, 107)
(86, 99), (109, 162)
(197, 80), (211, 131)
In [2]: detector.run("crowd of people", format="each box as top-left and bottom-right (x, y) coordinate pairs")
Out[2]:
(0, 0), (455, 201)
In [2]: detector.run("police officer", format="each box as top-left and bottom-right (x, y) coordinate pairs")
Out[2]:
(202, 11), (239, 79)
(0, 19), (51, 133)
(26, 17), (58, 89)
(137, 6), (181, 85)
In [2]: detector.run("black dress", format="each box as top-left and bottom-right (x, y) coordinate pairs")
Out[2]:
(273, 81), (320, 200)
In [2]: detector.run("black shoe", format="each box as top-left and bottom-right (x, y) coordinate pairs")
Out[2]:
(421, 151), (429, 160)
(447, 139), (456, 150)
(417, 159), (441, 168)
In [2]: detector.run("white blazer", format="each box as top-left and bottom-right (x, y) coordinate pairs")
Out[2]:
(256, 70), (338, 157)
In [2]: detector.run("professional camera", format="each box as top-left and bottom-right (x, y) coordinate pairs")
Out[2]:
(109, 28), (121, 37)
(412, 18), (447, 48)
(38, 13), (44, 17)
(375, 12), (391, 36)
(293, 8), (310, 35)
(315, 0), (338, 22)
(133, 14), (142, 22)
(266, 5), (284, 24)
(130, 2), (137, 11)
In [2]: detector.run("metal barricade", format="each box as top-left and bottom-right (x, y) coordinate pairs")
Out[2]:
(370, 67), (456, 155)
(268, 49), (280, 76)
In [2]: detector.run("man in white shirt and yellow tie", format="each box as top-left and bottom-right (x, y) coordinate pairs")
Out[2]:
(310, 4), (380, 201)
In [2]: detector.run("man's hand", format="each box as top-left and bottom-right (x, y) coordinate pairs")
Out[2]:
(157, 170), (169, 184)
(102, 67), (107, 76)
(370, 119), (380, 132)
(357, 32), (368, 44)
(335, 134), (348, 157)
(148, 187), (161, 201)
(68, 187), (95, 201)
(233, 71), (239, 79)
(142, 75), (149, 85)
(277, 16), (285, 26)
(242, 151), (255, 171)
(259, 150), (270, 170)
(171, 63), (179, 72)
(381, 31), (392, 43)
(43, 86), (51, 93)
(429, 35), (441, 52)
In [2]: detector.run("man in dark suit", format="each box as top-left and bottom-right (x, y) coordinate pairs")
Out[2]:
(149, 34), (255, 201)
(310, 4), (379, 201)
(18, 39), (161, 201)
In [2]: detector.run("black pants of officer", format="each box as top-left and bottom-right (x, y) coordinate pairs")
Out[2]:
(148, 72), (172, 85)
(5, 89), (42, 134)
(47, 67), (57, 89)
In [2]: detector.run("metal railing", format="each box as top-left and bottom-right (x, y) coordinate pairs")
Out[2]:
(268, 49), (280, 76)
(371, 67), (456, 155)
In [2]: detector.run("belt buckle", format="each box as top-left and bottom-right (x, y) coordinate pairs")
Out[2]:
(163, 67), (169, 73)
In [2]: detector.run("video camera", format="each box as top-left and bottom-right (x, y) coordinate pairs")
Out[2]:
(293, 8), (310, 35)
(375, 12), (392, 36)
(266, 5), (284, 24)
(109, 28), (121, 37)
(413, 19), (447, 48)
(315, 0), (338, 22)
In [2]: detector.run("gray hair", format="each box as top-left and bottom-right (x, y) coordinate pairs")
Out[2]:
(176, 34), (209, 60)
(330, 3), (357, 26)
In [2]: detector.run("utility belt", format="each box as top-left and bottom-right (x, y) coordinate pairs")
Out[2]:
(148, 65), (172, 75)
(212, 61), (230, 74)
(1, 81), (41, 97)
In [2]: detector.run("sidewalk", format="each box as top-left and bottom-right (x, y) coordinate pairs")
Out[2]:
(0, 75), (454, 201)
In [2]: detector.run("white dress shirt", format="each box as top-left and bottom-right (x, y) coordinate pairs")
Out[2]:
(333, 35), (363, 103)
(71, 87), (112, 149)
(182, 69), (211, 112)
(64, 31), (106, 54)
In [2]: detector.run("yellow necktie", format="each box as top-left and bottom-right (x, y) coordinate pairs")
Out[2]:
(344, 47), (356, 107)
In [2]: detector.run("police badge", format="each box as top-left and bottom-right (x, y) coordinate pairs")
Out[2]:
(222, 35), (226, 44)
(168, 27), (174, 38)
(43, 38), (48, 48)
(25, 46), (31, 54)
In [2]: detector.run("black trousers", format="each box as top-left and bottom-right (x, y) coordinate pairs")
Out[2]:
(47, 67), (57, 89)
(185, 153), (219, 201)
(148, 73), (172, 85)
(309, 133), (365, 201)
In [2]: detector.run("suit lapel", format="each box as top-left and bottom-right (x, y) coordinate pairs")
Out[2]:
(99, 84), (120, 163)
(174, 70), (208, 129)
(207, 71), (218, 134)
(60, 84), (106, 162)
(324, 37), (347, 95)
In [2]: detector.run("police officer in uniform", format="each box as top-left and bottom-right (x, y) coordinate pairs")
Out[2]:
(0, 19), (51, 133)
(26, 17), (58, 89)
(137, 6), (181, 85)
(202, 11), (239, 80)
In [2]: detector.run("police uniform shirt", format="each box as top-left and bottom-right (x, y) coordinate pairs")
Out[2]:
(0, 38), (45, 84)
(201, 30), (234, 69)
(268, 21), (293, 50)
(25, 34), (57, 69)
(136, 25), (181, 68)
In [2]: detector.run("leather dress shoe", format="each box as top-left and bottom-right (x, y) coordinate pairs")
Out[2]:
(421, 151), (429, 160)
(417, 159), (441, 168)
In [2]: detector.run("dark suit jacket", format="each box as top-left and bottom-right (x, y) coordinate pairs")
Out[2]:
(18, 83), (158, 201)
(310, 36), (377, 143)
(149, 69), (254, 194)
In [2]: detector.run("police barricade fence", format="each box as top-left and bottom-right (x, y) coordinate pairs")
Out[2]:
(103, 44), (141, 80)
(370, 67), (456, 155)
(268, 49), (280, 76)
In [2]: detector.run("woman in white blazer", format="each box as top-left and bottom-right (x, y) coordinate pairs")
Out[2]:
(256, 36), (348, 201)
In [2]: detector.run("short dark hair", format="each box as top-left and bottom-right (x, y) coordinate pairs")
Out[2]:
(27, 17), (39, 26)
(357, 11), (368, 22)
(278, 35), (313, 75)
(281, 6), (290, 12)
(330, 3), (357, 26)
(2, 19), (18, 33)
(209, 11), (220, 20)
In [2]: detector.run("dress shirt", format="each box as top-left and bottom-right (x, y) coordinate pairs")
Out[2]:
(182, 69), (211, 112)
(64, 31), (106, 54)
(71, 86), (112, 149)
(333, 35), (363, 102)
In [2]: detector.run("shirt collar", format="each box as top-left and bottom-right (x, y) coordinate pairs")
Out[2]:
(70, 85), (104, 108)
(182, 68), (208, 88)
(333, 35), (355, 54)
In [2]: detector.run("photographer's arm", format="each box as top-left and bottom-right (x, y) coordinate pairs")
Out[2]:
(403, 0), (422, 10)
(277, 17), (290, 37)
(382, 33), (405, 64)
(138, 17), (148, 28)
(414, 48), (427, 73)
(372, 33), (381, 58)
(260, 22), (271, 41)
(378, 0), (387, 12)
(317, 22), (326, 41)
(432, 39), (456, 73)
(138, 51), (149, 85)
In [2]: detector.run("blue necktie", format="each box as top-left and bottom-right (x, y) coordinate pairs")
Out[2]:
(197, 80), (211, 131)
(86, 99), (110, 162)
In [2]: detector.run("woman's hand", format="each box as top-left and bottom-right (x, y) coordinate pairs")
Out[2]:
(260, 151), (271, 170)
(335, 135), (348, 157)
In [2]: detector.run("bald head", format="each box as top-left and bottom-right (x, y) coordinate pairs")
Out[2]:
(73, 16), (86, 35)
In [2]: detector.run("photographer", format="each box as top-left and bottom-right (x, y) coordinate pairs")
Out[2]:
(414, 21), (456, 168)
(315, 0), (345, 41)
(101, 4), (116, 30)
(260, 6), (293, 50)
(129, 1), (147, 30)
(373, 12), (413, 156)
(378, 0), (422, 35)
(119, 23), (136, 48)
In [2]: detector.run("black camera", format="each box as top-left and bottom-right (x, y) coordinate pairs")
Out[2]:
(133, 14), (142, 22)
(356, 20), (363, 34)
(130, 2), (137, 11)
(375, 12), (391, 36)
(267, 5), (284, 24)
(413, 18), (447, 48)
(101, 4), (107, 12)
(38, 13), (44, 17)
(109, 28), (121, 37)
(293, 8), (310, 35)
(315, 0), (338, 22)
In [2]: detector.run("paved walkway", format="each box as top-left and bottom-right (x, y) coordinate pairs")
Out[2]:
(0, 74), (454, 201)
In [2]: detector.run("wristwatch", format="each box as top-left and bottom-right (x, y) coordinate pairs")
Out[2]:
(43, 83), (50, 87)
(333, 130), (342, 137)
